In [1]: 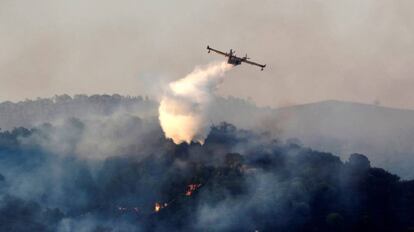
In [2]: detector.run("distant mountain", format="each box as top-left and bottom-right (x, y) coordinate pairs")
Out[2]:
(248, 100), (414, 179)
(1, 95), (414, 178)
(211, 99), (414, 179)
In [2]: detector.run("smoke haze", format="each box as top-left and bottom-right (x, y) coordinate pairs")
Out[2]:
(2, 0), (414, 231)
(1, 118), (413, 231)
(3, 95), (414, 178)
(1, 0), (414, 109)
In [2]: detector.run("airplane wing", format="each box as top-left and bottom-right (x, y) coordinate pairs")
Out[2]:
(242, 59), (266, 70)
(207, 46), (229, 57)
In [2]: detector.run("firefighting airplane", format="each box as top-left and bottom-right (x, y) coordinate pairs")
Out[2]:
(207, 45), (266, 71)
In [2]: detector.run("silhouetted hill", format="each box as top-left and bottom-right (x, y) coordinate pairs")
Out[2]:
(209, 99), (414, 179)
(1, 95), (414, 178)
(269, 100), (414, 179)
(0, 122), (413, 232)
(0, 94), (157, 130)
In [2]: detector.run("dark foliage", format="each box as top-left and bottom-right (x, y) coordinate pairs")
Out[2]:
(0, 122), (413, 232)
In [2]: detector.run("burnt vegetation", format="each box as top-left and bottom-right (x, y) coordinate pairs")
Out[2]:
(0, 122), (413, 232)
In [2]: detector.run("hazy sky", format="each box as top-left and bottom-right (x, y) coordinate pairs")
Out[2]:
(1, 0), (414, 109)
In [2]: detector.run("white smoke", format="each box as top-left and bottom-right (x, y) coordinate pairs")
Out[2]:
(159, 61), (233, 144)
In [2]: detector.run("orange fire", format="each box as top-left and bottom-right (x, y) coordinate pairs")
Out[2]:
(154, 202), (168, 212)
(154, 202), (161, 212)
(185, 183), (202, 196)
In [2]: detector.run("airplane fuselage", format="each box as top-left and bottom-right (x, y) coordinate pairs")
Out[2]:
(228, 56), (243, 66)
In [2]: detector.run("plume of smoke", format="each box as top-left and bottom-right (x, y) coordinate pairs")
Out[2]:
(159, 61), (232, 144)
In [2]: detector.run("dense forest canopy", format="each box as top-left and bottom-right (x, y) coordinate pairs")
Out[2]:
(2, 95), (414, 179)
(0, 117), (413, 232)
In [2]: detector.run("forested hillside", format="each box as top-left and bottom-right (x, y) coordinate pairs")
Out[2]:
(0, 121), (413, 232)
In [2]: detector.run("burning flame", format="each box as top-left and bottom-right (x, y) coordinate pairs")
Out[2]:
(152, 183), (202, 214)
(154, 202), (161, 212)
(154, 202), (168, 212)
(185, 183), (202, 196)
